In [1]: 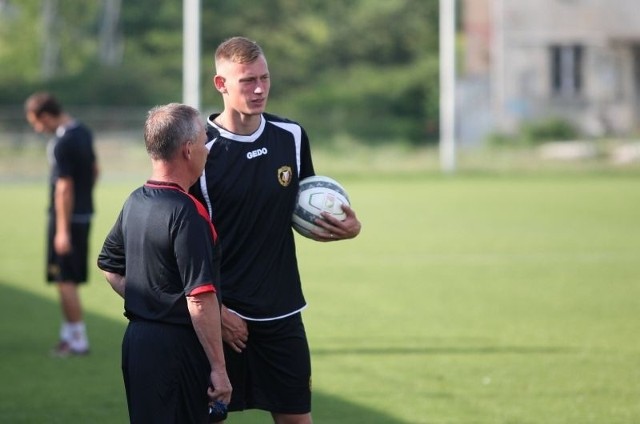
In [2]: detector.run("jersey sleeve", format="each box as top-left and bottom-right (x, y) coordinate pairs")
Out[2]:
(54, 135), (76, 179)
(97, 209), (126, 275)
(173, 203), (219, 296)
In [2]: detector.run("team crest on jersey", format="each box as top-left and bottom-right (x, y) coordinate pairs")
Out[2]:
(278, 166), (292, 187)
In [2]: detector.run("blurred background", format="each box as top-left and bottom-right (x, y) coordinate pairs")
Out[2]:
(1, 0), (640, 177)
(2, 3), (639, 422)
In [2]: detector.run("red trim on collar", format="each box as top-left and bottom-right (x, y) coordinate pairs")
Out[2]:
(143, 180), (218, 242)
(145, 180), (185, 191)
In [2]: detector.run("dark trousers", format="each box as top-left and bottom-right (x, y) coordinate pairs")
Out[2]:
(122, 320), (210, 424)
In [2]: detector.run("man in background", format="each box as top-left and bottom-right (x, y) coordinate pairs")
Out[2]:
(25, 92), (98, 357)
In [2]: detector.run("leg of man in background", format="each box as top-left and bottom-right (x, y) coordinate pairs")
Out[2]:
(54, 281), (89, 356)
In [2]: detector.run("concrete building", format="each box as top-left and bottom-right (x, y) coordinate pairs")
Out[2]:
(460, 0), (640, 143)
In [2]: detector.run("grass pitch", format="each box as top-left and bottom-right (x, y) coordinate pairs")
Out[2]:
(0, 170), (639, 423)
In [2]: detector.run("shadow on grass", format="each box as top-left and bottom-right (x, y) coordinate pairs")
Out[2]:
(0, 282), (406, 424)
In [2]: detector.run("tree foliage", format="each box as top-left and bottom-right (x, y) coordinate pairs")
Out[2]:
(0, 0), (440, 144)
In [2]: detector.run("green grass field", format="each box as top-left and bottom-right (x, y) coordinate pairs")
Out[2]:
(1, 157), (639, 423)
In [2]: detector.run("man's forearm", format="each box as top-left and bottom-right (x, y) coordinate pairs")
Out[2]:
(187, 292), (226, 370)
(55, 178), (73, 234)
(103, 271), (126, 298)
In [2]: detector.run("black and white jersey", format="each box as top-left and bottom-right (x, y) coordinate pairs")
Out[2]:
(190, 113), (315, 320)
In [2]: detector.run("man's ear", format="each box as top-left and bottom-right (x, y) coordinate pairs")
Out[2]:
(183, 141), (193, 160)
(213, 75), (227, 94)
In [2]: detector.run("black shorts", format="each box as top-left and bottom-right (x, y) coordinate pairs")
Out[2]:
(122, 320), (211, 424)
(46, 217), (91, 283)
(225, 312), (312, 414)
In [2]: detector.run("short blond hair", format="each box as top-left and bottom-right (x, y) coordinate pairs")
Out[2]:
(215, 36), (264, 71)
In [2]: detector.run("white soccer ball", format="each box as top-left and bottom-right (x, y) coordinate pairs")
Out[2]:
(292, 175), (350, 239)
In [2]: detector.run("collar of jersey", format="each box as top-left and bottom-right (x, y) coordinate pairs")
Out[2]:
(55, 120), (79, 137)
(208, 114), (265, 143)
(145, 180), (185, 192)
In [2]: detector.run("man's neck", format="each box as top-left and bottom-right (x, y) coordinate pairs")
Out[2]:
(215, 111), (261, 135)
(57, 114), (74, 127)
(150, 163), (191, 192)
(54, 114), (77, 136)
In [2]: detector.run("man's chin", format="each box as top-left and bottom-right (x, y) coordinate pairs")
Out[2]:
(249, 101), (267, 113)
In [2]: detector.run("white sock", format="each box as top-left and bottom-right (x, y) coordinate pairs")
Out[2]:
(66, 322), (89, 351)
(60, 322), (72, 342)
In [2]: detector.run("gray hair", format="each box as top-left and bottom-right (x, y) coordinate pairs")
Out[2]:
(144, 103), (201, 160)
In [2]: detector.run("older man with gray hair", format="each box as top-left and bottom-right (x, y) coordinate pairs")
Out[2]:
(98, 103), (231, 423)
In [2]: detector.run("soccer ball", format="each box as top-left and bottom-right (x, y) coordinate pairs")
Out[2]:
(292, 175), (350, 239)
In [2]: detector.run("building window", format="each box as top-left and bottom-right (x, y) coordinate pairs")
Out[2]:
(550, 45), (583, 97)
